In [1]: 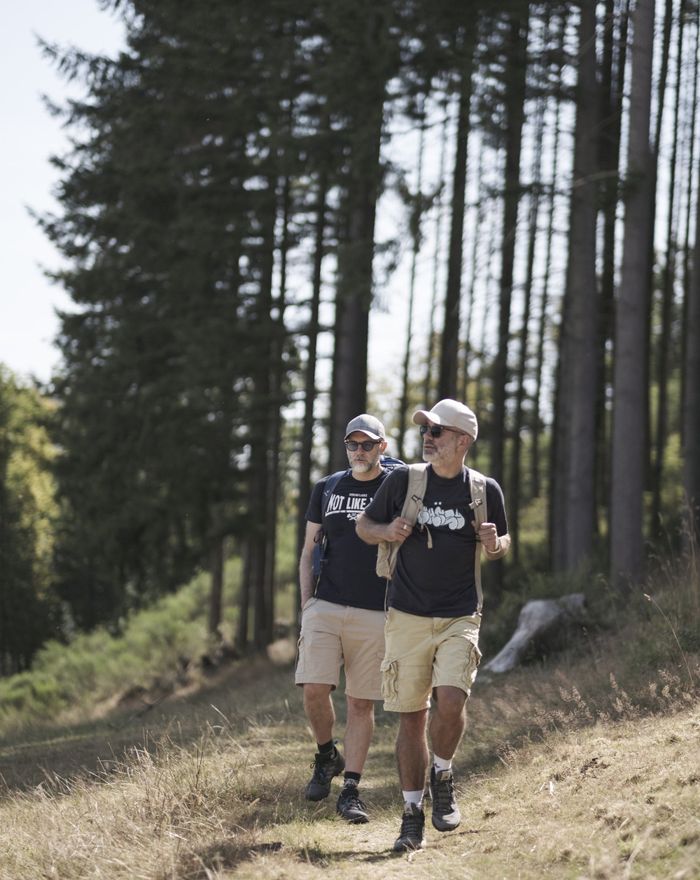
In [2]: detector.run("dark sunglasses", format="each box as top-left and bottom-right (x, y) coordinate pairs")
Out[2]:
(419, 424), (462, 438)
(345, 439), (381, 452)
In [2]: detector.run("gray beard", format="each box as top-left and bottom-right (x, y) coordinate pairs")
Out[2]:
(351, 460), (375, 475)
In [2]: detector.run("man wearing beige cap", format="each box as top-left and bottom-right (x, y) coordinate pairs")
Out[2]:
(297, 413), (401, 824)
(356, 399), (510, 851)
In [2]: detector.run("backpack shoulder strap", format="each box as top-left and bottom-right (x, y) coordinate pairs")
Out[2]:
(320, 469), (350, 518)
(468, 467), (488, 529)
(468, 467), (488, 616)
(375, 464), (430, 580)
(400, 463), (429, 523)
(401, 463), (433, 548)
(380, 454), (406, 471)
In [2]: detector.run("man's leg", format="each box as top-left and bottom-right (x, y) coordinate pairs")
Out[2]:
(336, 696), (374, 824)
(429, 614), (480, 835)
(295, 600), (346, 802)
(429, 685), (467, 760)
(302, 683), (345, 800)
(343, 695), (374, 773)
(336, 605), (384, 823)
(303, 682), (335, 744)
(382, 608), (435, 851)
(396, 708), (430, 791)
(392, 709), (429, 851)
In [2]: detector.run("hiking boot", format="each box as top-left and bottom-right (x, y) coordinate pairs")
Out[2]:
(430, 767), (461, 831)
(304, 748), (345, 801)
(336, 783), (369, 823)
(393, 803), (426, 852)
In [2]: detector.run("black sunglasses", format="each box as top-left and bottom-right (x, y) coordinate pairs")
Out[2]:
(345, 439), (381, 452)
(419, 424), (462, 438)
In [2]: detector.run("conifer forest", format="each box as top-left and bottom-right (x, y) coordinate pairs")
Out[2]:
(2, 0), (700, 672)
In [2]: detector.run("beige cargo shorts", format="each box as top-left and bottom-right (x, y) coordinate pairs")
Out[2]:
(381, 607), (482, 712)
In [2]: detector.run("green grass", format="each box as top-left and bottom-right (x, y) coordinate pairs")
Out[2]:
(0, 540), (698, 877)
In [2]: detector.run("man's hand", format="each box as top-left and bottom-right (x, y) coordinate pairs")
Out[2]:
(472, 520), (500, 553)
(383, 516), (413, 543)
(356, 512), (412, 545)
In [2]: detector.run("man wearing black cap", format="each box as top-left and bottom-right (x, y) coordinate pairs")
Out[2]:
(296, 413), (398, 824)
(356, 399), (510, 851)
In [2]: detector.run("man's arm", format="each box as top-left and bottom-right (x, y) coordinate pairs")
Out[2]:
(478, 479), (511, 558)
(299, 520), (322, 606)
(356, 511), (412, 546)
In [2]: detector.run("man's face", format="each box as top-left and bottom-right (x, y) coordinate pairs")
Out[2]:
(345, 431), (385, 474)
(421, 421), (470, 466)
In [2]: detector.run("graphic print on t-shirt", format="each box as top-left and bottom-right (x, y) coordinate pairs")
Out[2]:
(326, 491), (371, 522)
(417, 503), (466, 531)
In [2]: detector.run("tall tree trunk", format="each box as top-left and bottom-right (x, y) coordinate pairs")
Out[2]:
(681, 1), (700, 458)
(684, 150), (700, 542)
(265, 172), (293, 642)
(460, 134), (485, 402)
(329, 11), (387, 471)
(248, 181), (279, 651)
(610, 0), (656, 586)
(208, 538), (224, 637)
(551, 0), (599, 571)
(642, 0), (674, 497)
(398, 108), (426, 461)
(596, 0), (630, 553)
(491, 10), (529, 487)
(296, 171), (328, 618)
(424, 99), (450, 405)
(534, 12), (566, 505)
(652, 1), (685, 533)
(438, 28), (475, 400)
(510, 91), (545, 564)
(473, 185), (501, 469)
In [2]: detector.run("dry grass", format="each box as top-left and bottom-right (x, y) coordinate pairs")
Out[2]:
(0, 630), (698, 880)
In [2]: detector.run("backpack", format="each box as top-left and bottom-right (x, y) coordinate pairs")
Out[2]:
(375, 464), (489, 611)
(311, 455), (406, 579)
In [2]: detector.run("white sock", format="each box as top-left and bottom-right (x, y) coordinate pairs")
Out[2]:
(433, 754), (453, 773)
(402, 789), (424, 809)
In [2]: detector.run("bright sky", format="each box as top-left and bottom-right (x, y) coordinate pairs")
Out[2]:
(0, 0), (125, 383)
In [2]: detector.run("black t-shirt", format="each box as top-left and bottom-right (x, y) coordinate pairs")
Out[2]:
(306, 470), (390, 611)
(364, 465), (508, 617)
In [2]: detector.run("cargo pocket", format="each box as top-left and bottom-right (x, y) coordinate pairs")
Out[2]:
(461, 642), (482, 694)
(380, 658), (398, 703)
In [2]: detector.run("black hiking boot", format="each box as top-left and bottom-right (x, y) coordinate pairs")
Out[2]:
(304, 747), (345, 801)
(392, 803), (426, 852)
(336, 783), (369, 823)
(429, 767), (461, 831)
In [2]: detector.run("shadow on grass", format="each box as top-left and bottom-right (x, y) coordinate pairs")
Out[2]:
(168, 837), (420, 878)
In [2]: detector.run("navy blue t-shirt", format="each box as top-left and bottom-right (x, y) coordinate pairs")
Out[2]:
(364, 465), (508, 617)
(306, 470), (390, 611)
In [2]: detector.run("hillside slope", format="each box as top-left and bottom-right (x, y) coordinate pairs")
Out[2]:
(0, 648), (698, 880)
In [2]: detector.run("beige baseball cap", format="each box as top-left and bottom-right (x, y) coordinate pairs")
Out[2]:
(412, 398), (478, 440)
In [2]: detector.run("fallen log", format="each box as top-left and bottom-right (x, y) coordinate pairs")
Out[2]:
(482, 593), (588, 674)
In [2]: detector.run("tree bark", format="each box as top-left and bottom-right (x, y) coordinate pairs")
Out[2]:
(651, 2), (685, 533)
(329, 10), (388, 471)
(438, 29), (475, 400)
(610, 0), (656, 586)
(491, 11), (529, 487)
(551, 0), (599, 571)
(296, 171), (328, 618)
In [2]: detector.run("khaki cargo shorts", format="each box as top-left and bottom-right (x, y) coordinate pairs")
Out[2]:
(381, 607), (482, 712)
(295, 598), (385, 700)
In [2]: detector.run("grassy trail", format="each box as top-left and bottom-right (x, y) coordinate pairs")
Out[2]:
(0, 643), (698, 879)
